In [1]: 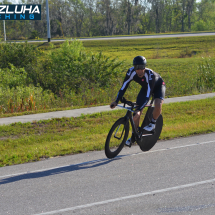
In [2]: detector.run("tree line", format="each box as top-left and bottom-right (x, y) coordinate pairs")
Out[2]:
(0, 0), (214, 40)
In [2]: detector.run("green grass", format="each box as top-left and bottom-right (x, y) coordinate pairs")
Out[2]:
(36, 35), (215, 60)
(1, 97), (215, 167)
(82, 36), (215, 97)
(82, 35), (215, 60)
(36, 35), (215, 98)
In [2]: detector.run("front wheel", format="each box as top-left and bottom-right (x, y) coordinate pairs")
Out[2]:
(105, 117), (129, 159)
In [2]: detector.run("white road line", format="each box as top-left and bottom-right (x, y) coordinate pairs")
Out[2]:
(34, 177), (215, 215)
(0, 140), (215, 179)
(140, 140), (215, 155)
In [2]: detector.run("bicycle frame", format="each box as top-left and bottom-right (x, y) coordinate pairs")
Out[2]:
(117, 96), (154, 145)
(105, 95), (162, 158)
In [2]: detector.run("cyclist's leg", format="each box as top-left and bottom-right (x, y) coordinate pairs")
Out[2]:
(153, 98), (163, 119)
(153, 81), (166, 118)
(144, 80), (166, 131)
(125, 88), (145, 146)
(133, 109), (144, 130)
(133, 87), (146, 130)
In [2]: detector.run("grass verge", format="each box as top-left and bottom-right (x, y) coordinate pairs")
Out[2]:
(0, 97), (215, 167)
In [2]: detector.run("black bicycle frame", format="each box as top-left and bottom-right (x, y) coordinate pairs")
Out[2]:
(123, 96), (154, 145)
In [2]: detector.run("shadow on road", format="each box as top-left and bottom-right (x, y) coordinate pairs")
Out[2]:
(0, 155), (126, 185)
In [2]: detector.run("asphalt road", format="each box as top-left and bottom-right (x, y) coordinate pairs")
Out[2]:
(0, 132), (215, 215)
(14, 32), (215, 43)
(1, 92), (215, 125)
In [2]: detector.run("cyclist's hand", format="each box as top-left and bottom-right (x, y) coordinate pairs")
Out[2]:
(110, 101), (117, 109)
(133, 107), (140, 115)
(133, 109), (139, 115)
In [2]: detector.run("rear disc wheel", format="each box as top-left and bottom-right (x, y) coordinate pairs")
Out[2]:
(139, 114), (163, 151)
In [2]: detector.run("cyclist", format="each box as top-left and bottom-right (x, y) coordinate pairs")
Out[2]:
(110, 56), (166, 147)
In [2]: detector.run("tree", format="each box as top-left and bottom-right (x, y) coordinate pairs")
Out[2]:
(186, 0), (195, 31)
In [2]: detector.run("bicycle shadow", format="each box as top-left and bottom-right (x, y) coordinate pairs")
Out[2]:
(0, 155), (126, 185)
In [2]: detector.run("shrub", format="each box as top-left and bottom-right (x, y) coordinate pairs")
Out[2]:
(0, 64), (28, 89)
(38, 39), (126, 94)
(30, 30), (39, 39)
(0, 42), (40, 85)
(0, 42), (39, 69)
(192, 20), (208, 31)
(197, 57), (215, 92)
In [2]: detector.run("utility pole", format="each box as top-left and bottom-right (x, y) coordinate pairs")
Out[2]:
(3, 20), (6, 42)
(46, 0), (51, 42)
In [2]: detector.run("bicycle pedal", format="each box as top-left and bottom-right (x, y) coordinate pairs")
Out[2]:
(124, 143), (132, 147)
(148, 130), (155, 135)
(142, 128), (153, 133)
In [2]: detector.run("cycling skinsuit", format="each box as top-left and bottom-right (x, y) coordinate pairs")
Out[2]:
(115, 67), (166, 111)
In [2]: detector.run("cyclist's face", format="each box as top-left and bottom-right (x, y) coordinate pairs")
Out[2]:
(136, 69), (145, 78)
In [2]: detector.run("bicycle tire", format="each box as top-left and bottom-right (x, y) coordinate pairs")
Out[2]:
(105, 117), (129, 159)
(139, 114), (163, 151)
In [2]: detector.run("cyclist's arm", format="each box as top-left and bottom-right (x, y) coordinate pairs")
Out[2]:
(115, 70), (135, 104)
(145, 71), (155, 98)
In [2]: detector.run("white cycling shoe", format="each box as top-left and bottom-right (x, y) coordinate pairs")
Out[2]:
(144, 123), (156, 132)
(125, 136), (135, 147)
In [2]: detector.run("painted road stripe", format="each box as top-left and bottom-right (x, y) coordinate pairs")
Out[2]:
(0, 140), (215, 179)
(34, 177), (215, 215)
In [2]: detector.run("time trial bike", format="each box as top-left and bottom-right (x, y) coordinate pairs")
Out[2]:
(105, 96), (163, 159)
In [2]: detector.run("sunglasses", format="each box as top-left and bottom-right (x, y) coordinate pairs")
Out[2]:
(134, 65), (145, 70)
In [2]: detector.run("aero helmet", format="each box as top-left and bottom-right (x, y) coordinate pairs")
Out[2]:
(133, 56), (147, 70)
